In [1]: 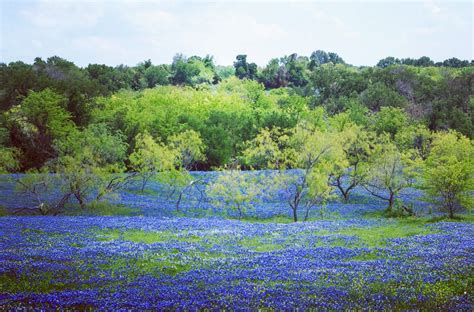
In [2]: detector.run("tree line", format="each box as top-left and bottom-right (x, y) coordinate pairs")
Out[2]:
(0, 52), (472, 218)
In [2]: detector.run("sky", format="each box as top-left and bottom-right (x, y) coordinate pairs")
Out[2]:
(1, 0), (472, 67)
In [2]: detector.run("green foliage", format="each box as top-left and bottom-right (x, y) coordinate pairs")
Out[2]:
(372, 107), (409, 138)
(206, 169), (262, 220)
(4, 89), (74, 170)
(421, 131), (474, 218)
(364, 138), (420, 213)
(328, 122), (373, 201)
(168, 129), (206, 170)
(51, 124), (128, 208)
(360, 82), (407, 111)
(129, 132), (176, 192)
(0, 146), (20, 173)
(233, 55), (258, 80)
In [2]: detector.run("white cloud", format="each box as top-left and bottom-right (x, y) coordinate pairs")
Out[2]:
(124, 8), (177, 31)
(20, 0), (104, 29)
(423, 0), (442, 16)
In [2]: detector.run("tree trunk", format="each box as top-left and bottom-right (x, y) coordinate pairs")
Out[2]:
(292, 207), (298, 222)
(342, 191), (349, 202)
(237, 204), (242, 220)
(448, 202), (455, 219)
(141, 177), (147, 193)
(387, 192), (394, 214)
(74, 192), (86, 209)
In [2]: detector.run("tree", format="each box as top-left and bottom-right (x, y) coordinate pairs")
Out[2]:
(246, 124), (343, 221)
(360, 82), (407, 111)
(284, 125), (343, 221)
(421, 131), (473, 218)
(233, 55), (257, 80)
(241, 127), (295, 170)
(51, 124), (129, 208)
(328, 121), (373, 201)
(364, 139), (419, 214)
(372, 107), (409, 138)
(376, 57), (401, 68)
(0, 146), (20, 173)
(129, 132), (176, 192)
(144, 64), (170, 87)
(168, 129), (206, 170)
(4, 89), (74, 170)
(206, 168), (261, 220)
(15, 170), (71, 215)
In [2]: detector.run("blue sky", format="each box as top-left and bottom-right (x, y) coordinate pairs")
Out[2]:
(1, 0), (472, 67)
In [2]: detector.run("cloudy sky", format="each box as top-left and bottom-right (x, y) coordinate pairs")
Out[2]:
(1, 0), (472, 67)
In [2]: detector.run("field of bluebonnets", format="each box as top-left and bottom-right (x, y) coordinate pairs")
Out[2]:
(0, 172), (473, 310)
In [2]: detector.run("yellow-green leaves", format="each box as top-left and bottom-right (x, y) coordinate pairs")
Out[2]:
(206, 169), (261, 220)
(422, 131), (474, 217)
(168, 129), (206, 170)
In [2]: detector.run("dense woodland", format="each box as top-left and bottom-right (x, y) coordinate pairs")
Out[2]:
(0, 51), (473, 218)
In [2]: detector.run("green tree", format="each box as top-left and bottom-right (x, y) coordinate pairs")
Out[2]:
(372, 107), (409, 138)
(129, 132), (177, 192)
(0, 146), (20, 173)
(233, 55), (257, 80)
(4, 89), (74, 170)
(360, 82), (407, 111)
(168, 129), (206, 170)
(421, 131), (474, 218)
(51, 124), (128, 208)
(328, 121), (373, 201)
(206, 168), (261, 220)
(364, 139), (419, 214)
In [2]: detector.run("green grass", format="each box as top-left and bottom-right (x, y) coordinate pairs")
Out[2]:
(239, 236), (284, 252)
(95, 228), (204, 244)
(64, 201), (139, 216)
(336, 223), (437, 247)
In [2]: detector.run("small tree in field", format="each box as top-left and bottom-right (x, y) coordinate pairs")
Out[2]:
(0, 146), (20, 173)
(168, 129), (206, 170)
(364, 138), (419, 215)
(129, 132), (176, 192)
(15, 170), (71, 215)
(166, 130), (207, 211)
(328, 117), (373, 201)
(243, 124), (343, 222)
(422, 131), (473, 218)
(206, 169), (261, 220)
(51, 124), (129, 209)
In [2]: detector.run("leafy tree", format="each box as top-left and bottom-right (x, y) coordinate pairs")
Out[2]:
(309, 50), (345, 69)
(310, 64), (367, 104)
(372, 107), (409, 138)
(259, 58), (285, 89)
(233, 55), (257, 80)
(394, 124), (432, 159)
(144, 64), (170, 88)
(168, 129), (206, 170)
(215, 65), (235, 81)
(0, 146), (20, 173)
(4, 89), (74, 170)
(376, 57), (401, 68)
(51, 124), (128, 208)
(364, 139), (419, 214)
(129, 132), (176, 192)
(360, 82), (407, 111)
(421, 131), (473, 218)
(252, 124), (343, 221)
(242, 127), (295, 170)
(281, 53), (309, 87)
(285, 125), (344, 221)
(206, 168), (261, 220)
(328, 121), (373, 201)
